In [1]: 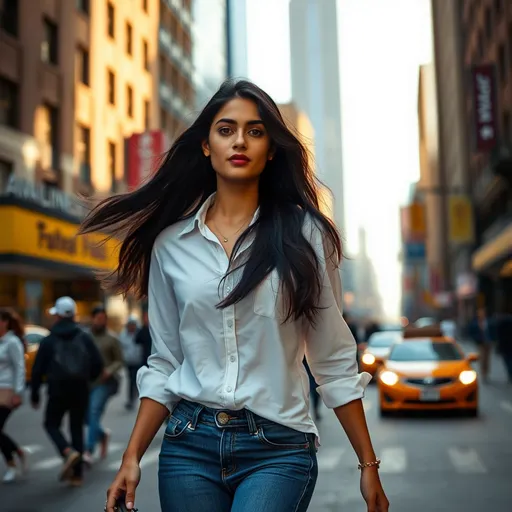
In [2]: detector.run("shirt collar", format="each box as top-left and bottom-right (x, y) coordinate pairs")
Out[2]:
(178, 193), (260, 239)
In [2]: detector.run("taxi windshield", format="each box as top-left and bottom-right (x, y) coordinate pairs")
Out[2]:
(368, 332), (401, 348)
(389, 341), (462, 362)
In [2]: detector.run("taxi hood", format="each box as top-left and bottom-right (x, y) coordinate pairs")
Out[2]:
(384, 360), (470, 377)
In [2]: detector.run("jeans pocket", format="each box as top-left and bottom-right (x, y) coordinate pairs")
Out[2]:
(163, 414), (191, 440)
(256, 423), (310, 450)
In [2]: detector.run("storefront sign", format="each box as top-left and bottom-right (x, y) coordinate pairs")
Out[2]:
(1, 173), (87, 219)
(400, 203), (426, 243)
(448, 195), (474, 244)
(0, 205), (118, 271)
(471, 65), (498, 153)
(126, 131), (167, 189)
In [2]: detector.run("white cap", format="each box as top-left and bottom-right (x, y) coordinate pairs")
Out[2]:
(49, 296), (77, 318)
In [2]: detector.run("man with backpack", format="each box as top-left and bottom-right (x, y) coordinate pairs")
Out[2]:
(30, 297), (103, 486)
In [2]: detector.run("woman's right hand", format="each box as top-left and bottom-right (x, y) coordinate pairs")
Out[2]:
(105, 457), (141, 511)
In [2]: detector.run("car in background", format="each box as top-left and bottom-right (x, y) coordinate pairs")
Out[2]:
(360, 331), (403, 377)
(378, 334), (479, 417)
(24, 324), (50, 384)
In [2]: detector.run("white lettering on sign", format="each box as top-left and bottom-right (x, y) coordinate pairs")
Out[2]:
(476, 74), (493, 124)
(1, 173), (86, 218)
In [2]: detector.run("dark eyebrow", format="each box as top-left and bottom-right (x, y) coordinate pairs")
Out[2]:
(215, 118), (264, 126)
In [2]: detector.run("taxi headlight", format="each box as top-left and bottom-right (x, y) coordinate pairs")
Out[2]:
(459, 370), (477, 385)
(380, 370), (399, 386)
(362, 353), (376, 365)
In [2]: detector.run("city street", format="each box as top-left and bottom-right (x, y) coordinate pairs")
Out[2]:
(2, 344), (511, 512)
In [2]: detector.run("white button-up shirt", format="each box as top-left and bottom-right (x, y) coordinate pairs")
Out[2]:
(137, 194), (371, 436)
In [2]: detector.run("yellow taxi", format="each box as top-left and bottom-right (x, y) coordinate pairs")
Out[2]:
(24, 324), (50, 384)
(359, 331), (403, 377)
(378, 328), (479, 417)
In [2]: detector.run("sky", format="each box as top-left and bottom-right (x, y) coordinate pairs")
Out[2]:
(245, 0), (432, 319)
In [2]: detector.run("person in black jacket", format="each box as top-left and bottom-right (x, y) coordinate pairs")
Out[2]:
(31, 297), (103, 486)
(135, 308), (151, 366)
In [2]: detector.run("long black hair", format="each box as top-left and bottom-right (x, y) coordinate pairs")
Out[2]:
(79, 79), (342, 324)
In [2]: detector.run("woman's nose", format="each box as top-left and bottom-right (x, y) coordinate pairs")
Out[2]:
(233, 130), (247, 149)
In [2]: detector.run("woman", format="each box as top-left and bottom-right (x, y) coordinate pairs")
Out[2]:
(0, 308), (27, 483)
(81, 80), (388, 512)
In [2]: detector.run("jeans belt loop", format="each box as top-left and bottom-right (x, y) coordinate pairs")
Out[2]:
(189, 404), (204, 430)
(245, 409), (258, 435)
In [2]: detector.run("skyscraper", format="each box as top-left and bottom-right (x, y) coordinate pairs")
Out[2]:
(289, 0), (345, 232)
(226, 0), (248, 78)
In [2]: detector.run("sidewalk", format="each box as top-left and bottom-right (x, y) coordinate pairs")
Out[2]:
(459, 339), (511, 395)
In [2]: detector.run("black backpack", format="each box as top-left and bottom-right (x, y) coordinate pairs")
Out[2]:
(53, 332), (91, 381)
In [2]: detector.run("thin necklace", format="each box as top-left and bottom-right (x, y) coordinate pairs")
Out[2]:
(212, 216), (252, 243)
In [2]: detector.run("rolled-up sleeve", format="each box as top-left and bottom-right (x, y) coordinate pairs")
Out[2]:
(137, 240), (183, 412)
(304, 222), (372, 409)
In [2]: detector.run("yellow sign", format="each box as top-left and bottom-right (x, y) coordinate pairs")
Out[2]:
(449, 195), (474, 244)
(401, 202), (426, 242)
(0, 206), (119, 271)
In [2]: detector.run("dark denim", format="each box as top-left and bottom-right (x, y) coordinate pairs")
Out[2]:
(86, 380), (116, 453)
(158, 400), (318, 511)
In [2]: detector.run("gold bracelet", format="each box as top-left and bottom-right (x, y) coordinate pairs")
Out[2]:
(358, 458), (381, 470)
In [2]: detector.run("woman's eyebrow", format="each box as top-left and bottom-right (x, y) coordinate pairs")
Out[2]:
(215, 118), (264, 126)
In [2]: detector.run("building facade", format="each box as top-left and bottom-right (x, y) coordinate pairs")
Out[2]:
(192, 0), (228, 110)
(459, 0), (512, 315)
(226, 0), (248, 79)
(0, 0), (159, 326)
(289, 0), (345, 233)
(158, 0), (194, 142)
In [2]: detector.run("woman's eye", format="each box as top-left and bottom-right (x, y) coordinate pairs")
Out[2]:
(218, 127), (232, 135)
(249, 129), (264, 137)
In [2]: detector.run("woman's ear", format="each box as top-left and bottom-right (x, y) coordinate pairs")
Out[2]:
(202, 140), (210, 157)
(268, 147), (276, 161)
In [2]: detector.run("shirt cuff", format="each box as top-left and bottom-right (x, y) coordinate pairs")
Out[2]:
(136, 365), (179, 412)
(316, 372), (373, 409)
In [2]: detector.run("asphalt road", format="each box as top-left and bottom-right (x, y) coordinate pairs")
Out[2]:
(2, 342), (511, 512)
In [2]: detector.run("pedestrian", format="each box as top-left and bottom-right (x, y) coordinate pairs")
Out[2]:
(119, 316), (142, 410)
(81, 79), (389, 512)
(467, 308), (492, 382)
(30, 297), (103, 486)
(135, 308), (151, 366)
(0, 308), (27, 483)
(83, 306), (124, 466)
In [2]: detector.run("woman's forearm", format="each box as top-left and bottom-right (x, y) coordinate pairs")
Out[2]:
(334, 398), (377, 463)
(123, 397), (170, 464)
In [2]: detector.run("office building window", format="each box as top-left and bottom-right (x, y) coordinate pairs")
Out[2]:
(75, 47), (89, 85)
(126, 22), (133, 55)
(0, 77), (19, 128)
(503, 111), (511, 143)
(127, 85), (134, 118)
(498, 44), (506, 84)
(0, 159), (13, 189)
(107, 69), (116, 105)
(107, 2), (115, 38)
(108, 141), (117, 192)
(494, 0), (502, 15)
(160, 108), (167, 131)
(143, 39), (149, 71)
(1, 0), (18, 37)
(144, 100), (150, 130)
(77, 125), (91, 184)
(160, 55), (166, 81)
(76, 0), (89, 14)
(142, 0), (148, 12)
(485, 8), (492, 40)
(39, 104), (59, 170)
(41, 18), (58, 64)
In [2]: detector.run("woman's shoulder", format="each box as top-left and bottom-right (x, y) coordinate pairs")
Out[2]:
(4, 332), (23, 348)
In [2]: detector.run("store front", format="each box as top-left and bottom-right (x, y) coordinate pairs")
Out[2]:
(0, 174), (119, 327)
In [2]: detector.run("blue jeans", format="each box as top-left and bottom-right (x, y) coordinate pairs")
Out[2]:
(158, 400), (318, 512)
(86, 381), (115, 453)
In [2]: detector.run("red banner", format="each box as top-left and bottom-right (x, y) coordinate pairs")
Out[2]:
(471, 64), (498, 153)
(125, 131), (167, 189)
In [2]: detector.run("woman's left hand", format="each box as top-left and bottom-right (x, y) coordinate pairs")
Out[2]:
(11, 394), (22, 409)
(360, 467), (389, 511)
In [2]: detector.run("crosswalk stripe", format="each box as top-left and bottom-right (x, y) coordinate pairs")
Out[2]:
(139, 448), (161, 469)
(317, 447), (345, 471)
(448, 447), (487, 474)
(499, 401), (512, 414)
(32, 457), (62, 470)
(22, 444), (44, 455)
(379, 447), (407, 473)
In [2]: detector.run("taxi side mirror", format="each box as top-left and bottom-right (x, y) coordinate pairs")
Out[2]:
(467, 353), (479, 362)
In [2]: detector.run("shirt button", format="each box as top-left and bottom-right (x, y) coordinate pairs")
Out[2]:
(230, 355), (236, 362)
(226, 386), (232, 392)
(227, 320), (233, 328)
(227, 286), (231, 293)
